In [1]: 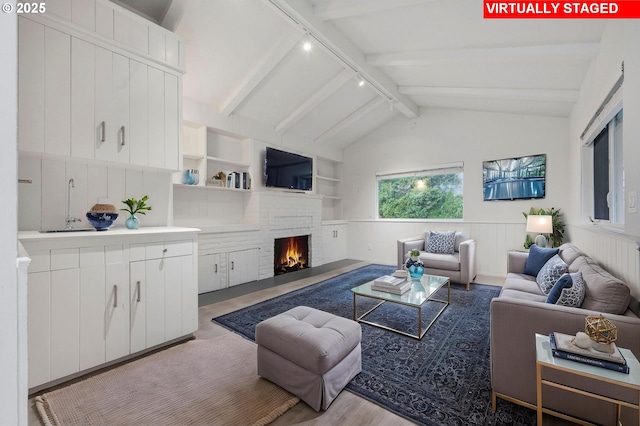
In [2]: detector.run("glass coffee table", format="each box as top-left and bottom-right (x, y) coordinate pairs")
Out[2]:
(351, 274), (450, 339)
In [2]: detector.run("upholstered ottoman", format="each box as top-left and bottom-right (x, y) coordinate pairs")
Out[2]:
(255, 306), (362, 411)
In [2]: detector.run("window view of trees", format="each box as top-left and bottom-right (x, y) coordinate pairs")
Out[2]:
(378, 172), (463, 219)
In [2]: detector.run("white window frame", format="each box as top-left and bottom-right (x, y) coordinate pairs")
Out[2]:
(375, 162), (464, 221)
(581, 82), (624, 226)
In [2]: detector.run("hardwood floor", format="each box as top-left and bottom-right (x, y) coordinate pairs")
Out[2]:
(29, 261), (571, 425)
(196, 260), (415, 425)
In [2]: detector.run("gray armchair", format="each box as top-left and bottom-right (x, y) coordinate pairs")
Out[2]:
(397, 232), (477, 291)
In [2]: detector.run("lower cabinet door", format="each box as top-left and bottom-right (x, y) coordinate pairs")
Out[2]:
(228, 248), (258, 287)
(129, 260), (147, 354)
(198, 253), (222, 293)
(50, 268), (80, 381)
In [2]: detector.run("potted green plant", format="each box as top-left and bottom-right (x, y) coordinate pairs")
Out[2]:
(523, 207), (565, 248)
(409, 249), (421, 260)
(121, 195), (151, 230)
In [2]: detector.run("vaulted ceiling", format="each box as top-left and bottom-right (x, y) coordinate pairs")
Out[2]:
(114, 0), (606, 149)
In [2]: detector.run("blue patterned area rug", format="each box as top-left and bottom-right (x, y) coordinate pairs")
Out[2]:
(212, 264), (535, 425)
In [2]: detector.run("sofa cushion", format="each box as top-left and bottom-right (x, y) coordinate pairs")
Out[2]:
(498, 288), (548, 303)
(419, 252), (460, 271)
(536, 255), (568, 295)
(523, 244), (559, 276)
(571, 256), (630, 314)
(502, 273), (543, 295)
(546, 272), (585, 307)
(426, 231), (456, 254)
(558, 243), (583, 268)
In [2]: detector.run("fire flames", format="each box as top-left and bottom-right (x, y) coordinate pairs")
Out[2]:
(275, 236), (308, 275)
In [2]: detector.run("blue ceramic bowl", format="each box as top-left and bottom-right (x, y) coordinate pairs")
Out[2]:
(86, 212), (119, 231)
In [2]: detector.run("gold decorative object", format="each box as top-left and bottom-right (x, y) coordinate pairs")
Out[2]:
(585, 314), (617, 344)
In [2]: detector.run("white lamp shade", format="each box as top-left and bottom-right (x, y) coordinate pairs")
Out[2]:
(526, 215), (553, 234)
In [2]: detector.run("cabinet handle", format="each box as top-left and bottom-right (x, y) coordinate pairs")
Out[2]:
(121, 125), (126, 146)
(231, 261), (235, 270)
(113, 285), (118, 308)
(163, 248), (168, 253)
(214, 264), (218, 273)
(100, 121), (105, 142)
(136, 280), (141, 302)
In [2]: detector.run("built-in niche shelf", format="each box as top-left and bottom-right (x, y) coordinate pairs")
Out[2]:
(173, 183), (250, 192)
(316, 156), (343, 220)
(174, 122), (253, 189)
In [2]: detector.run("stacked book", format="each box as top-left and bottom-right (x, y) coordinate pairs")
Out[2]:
(371, 275), (411, 295)
(549, 332), (629, 374)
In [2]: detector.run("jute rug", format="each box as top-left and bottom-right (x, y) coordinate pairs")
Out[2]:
(35, 333), (299, 426)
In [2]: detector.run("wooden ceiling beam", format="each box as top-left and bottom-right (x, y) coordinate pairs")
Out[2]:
(398, 86), (580, 103)
(367, 43), (600, 66)
(276, 70), (352, 133)
(315, 97), (386, 143)
(219, 32), (301, 116)
(314, 0), (442, 21)
(266, 0), (419, 118)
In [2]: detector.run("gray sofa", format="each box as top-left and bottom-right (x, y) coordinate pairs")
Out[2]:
(397, 232), (477, 290)
(491, 243), (640, 425)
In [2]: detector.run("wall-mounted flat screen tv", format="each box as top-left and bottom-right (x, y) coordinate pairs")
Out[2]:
(482, 154), (546, 201)
(264, 147), (313, 191)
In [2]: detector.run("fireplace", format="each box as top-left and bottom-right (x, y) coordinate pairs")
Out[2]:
(274, 235), (309, 276)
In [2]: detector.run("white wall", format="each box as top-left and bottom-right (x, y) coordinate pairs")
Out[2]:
(566, 20), (640, 295)
(343, 108), (570, 277)
(1, 10), (23, 426)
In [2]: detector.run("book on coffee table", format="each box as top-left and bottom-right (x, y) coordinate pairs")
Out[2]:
(372, 275), (411, 294)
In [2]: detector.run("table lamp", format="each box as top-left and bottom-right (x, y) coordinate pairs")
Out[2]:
(526, 215), (552, 247)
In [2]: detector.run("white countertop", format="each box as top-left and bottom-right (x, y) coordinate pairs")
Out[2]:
(18, 226), (201, 242)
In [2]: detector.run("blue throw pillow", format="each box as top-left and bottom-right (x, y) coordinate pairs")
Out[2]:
(536, 255), (568, 295)
(523, 244), (559, 276)
(546, 272), (585, 307)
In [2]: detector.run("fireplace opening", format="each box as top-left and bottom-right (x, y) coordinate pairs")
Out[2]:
(274, 235), (309, 276)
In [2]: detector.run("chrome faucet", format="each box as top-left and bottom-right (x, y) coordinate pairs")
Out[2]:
(65, 178), (81, 230)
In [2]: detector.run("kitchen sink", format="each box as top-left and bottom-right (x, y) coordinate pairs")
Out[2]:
(38, 229), (94, 233)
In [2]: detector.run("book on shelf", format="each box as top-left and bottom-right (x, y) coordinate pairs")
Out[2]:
(549, 333), (629, 374)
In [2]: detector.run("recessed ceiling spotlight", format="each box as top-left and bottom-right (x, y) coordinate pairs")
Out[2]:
(356, 73), (365, 87)
(302, 33), (312, 51)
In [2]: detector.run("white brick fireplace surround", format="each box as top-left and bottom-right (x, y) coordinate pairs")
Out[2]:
(193, 191), (324, 287)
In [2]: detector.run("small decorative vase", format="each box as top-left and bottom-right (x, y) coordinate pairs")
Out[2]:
(125, 214), (140, 230)
(405, 258), (424, 280)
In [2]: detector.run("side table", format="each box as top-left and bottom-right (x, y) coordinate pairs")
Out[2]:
(535, 333), (640, 425)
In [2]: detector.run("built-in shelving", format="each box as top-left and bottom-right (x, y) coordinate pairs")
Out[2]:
(316, 156), (343, 220)
(174, 122), (253, 190)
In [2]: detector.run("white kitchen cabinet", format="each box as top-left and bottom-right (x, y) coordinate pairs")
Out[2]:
(104, 245), (128, 362)
(18, 17), (44, 154)
(18, 19), (73, 156)
(322, 223), (347, 264)
(18, 15), (183, 171)
(198, 253), (223, 294)
(44, 27), (71, 157)
(228, 248), (259, 287)
(50, 252), (80, 381)
(95, 47), (129, 164)
(22, 229), (198, 391)
(71, 37), (95, 159)
(130, 240), (196, 353)
(27, 271), (50, 389)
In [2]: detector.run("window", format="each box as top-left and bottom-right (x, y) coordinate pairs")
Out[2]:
(377, 164), (463, 219)
(584, 110), (624, 224)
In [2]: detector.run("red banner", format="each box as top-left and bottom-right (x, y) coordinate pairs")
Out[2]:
(484, 1), (640, 18)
